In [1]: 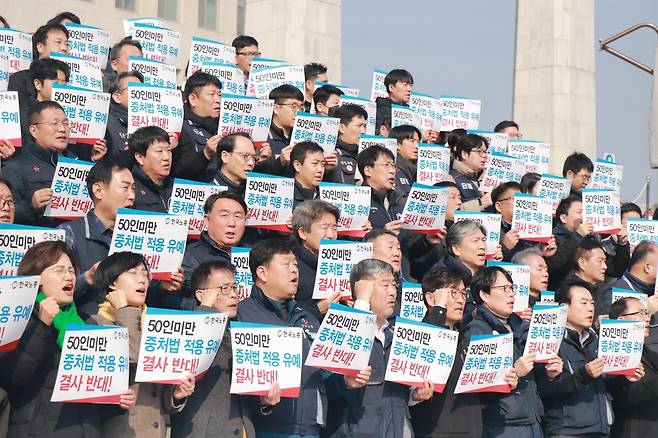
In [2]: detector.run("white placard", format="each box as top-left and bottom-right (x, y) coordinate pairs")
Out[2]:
(589, 159), (623, 193)
(201, 63), (246, 95)
(0, 28), (32, 74)
(313, 239), (373, 299)
(358, 135), (397, 159)
(132, 24), (180, 66)
(290, 112), (340, 154)
(416, 144), (451, 185)
(391, 104), (423, 132)
(598, 319), (645, 375)
(65, 23), (111, 69)
(401, 184), (448, 233)
(245, 173), (294, 231)
(410, 92), (442, 132)
(188, 36), (235, 77)
(480, 152), (525, 193)
(537, 174), (571, 212)
(582, 188), (621, 234)
(439, 96), (481, 131)
(400, 282), (426, 322)
(627, 218), (658, 252)
(522, 304), (568, 362)
(0, 224), (65, 276)
(44, 157), (94, 219)
(217, 93), (274, 144)
(127, 82), (184, 135)
(469, 130), (508, 155)
(0, 276), (40, 351)
(370, 69), (388, 102)
(453, 212), (502, 257)
(123, 18), (167, 36)
(52, 84), (110, 144)
(246, 64), (305, 99)
(0, 91), (21, 146)
(455, 333), (513, 394)
(50, 52), (103, 92)
(511, 193), (553, 243)
(319, 182), (371, 237)
(128, 56), (177, 89)
(168, 178), (228, 238)
(507, 140), (550, 174)
(231, 247), (253, 302)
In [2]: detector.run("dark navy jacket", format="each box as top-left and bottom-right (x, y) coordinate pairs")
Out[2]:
(464, 305), (543, 427)
(181, 231), (232, 297)
(236, 285), (326, 436)
(131, 165), (174, 213)
(172, 107), (218, 182)
(537, 328), (609, 436)
(325, 138), (358, 185)
(597, 270), (655, 317)
(292, 243), (321, 321)
(104, 102), (130, 157)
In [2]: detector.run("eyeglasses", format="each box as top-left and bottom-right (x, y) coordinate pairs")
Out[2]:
(621, 309), (651, 317)
(237, 51), (261, 58)
(232, 151), (258, 163)
(496, 197), (513, 203)
(277, 102), (304, 111)
(490, 284), (517, 294)
(45, 265), (76, 276)
(449, 288), (468, 300)
(0, 199), (14, 209)
(32, 119), (70, 129)
(371, 161), (396, 169)
(470, 148), (488, 157)
(199, 283), (240, 295)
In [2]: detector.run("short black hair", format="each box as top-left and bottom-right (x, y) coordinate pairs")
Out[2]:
(269, 84), (304, 102)
(471, 266), (513, 304)
(621, 202), (642, 218)
(291, 141), (324, 169)
(562, 152), (594, 177)
(94, 251), (149, 301)
(190, 260), (236, 299)
(491, 181), (522, 204)
(110, 37), (143, 61)
(454, 134), (488, 161)
(555, 277), (593, 305)
(86, 156), (132, 202)
(304, 62), (327, 81)
(421, 266), (469, 307)
(363, 228), (397, 243)
(216, 132), (253, 169)
(108, 70), (144, 94)
(27, 100), (65, 125)
(313, 85), (343, 109)
(446, 129), (467, 157)
(0, 177), (12, 191)
(204, 190), (248, 215)
(434, 180), (458, 189)
(46, 11), (81, 25)
(520, 172), (541, 194)
(573, 237), (604, 271)
(249, 238), (294, 277)
(30, 58), (70, 84)
(128, 126), (170, 157)
(493, 120), (519, 133)
(232, 35), (259, 51)
(609, 297), (641, 319)
(389, 124), (421, 145)
(32, 23), (69, 60)
(384, 69), (413, 93)
(357, 145), (395, 178)
(184, 70), (222, 102)
(555, 195), (582, 226)
(335, 103), (368, 126)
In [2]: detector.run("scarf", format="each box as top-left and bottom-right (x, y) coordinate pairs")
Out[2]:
(97, 300), (147, 326)
(36, 291), (85, 349)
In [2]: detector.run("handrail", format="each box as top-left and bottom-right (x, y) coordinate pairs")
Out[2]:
(599, 23), (658, 74)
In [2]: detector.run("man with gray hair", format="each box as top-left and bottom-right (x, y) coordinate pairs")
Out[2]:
(331, 258), (432, 437)
(511, 247), (549, 307)
(597, 240), (658, 318)
(291, 199), (341, 320)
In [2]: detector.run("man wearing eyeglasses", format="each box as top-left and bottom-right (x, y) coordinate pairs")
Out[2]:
(171, 259), (255, 438)
(213, 132), (258, 197)
(267, 85), (305, 161)
(231, 35), (260, 84)
(105, 70), (144, 157)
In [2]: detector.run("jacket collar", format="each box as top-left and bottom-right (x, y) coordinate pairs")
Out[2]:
(132, 164), (172, 193)
(294, 242), (318, 269)
(249, 284), (298, 322)
(269, 122), (290, 143)
(109, 101), (128, 125)
(476, 304), (524, 334)
(199, 231), (231, 258)
(84, 209), (113, 244)
(335, 137), (359, 157)
(451, 159), (480, 180)
(24, 137), (73, 166)
(294, 180), (318, 203)
(214, 171), (245, 194)
(396, 154), (416, 181)
(183, 104), (219, 135)
(620, 270), (655, 295)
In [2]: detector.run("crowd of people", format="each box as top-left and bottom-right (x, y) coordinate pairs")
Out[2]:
(0, 8), (657, 438)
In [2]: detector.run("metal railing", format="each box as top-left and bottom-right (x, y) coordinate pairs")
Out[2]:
(599, 23), (658, 75)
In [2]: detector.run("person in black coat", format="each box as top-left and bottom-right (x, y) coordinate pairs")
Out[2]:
(374, 69), (413, 136)
(389, 124), (420, 203)
(128, 126), (174, 212)
(325, 104), (368, 185)
(171, 260), (255, 437)
(104, 70), (144, 157)
(290, 141), (325, 208)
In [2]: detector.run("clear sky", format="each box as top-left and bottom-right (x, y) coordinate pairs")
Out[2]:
(342, 0), (658, 205)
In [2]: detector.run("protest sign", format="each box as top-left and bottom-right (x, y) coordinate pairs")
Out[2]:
(537, 174), (571, 212)
(611, 288), (648, 309)
(358, 135), (397, 159)
(51, 325), (129, 403)
(123, 18), (167, 36)
(386, 317), (458, 392)
(468, 130), (508, 155)
(0, 224), (65, 276)
(627, 218), (658, 252)
(290, 112), (340, 154)
(480, 152), (525, 193)
(370, 69), (388, 102)
(128, 82), (184, 135)
(319, 182), (370, 237)
(453, 212), (502, 258)
(51, 52), (103, 92)
(231, 247), (253, 302)
(0, 28), (32, 74)
(598, 318), (645, 375)
(247, 64), (305, 99)
(410, 92), (442, 132)
(188, 36), (235, 77)
(313, 239), (373, 299)
(416, 144), (451, 185)
(541, 291), (556, 303)
(511, 193), (553, 243)
(65, 23), (111, 69)
(128, 56), (177, 89)
(0, 91), (21, 146)
(439, 95), (481, 131)
(523, 304), (568, 362)
(201, 63), (246, 95)
(245, 173), (294, 231)
(455, 333), (513, 394)
(52, 84), (110, 144)
(44, 157), (94, 219)
(487, 261), (530, 313)
(589, 159), (623, 192)
(582, 188), (621, 234)
(339, 95), (376, 135)
(230, 321), (303, 397)
(135, 307), (228, 383)
(217, 93), (273, 144)
(391, 104), (423, 131)
(0, 55), (8, 91)
(400, 282), (426, 322)
(250, 57), (286, 72)
(168, 178), (228, 238)
(305, 303), (376, 375)
(401, 184), (448, 234)
(132, 24), (180, 65)
(0, 276), (40, 351)
(507, 140), (550, 174)
(109, 208), (188, 280)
